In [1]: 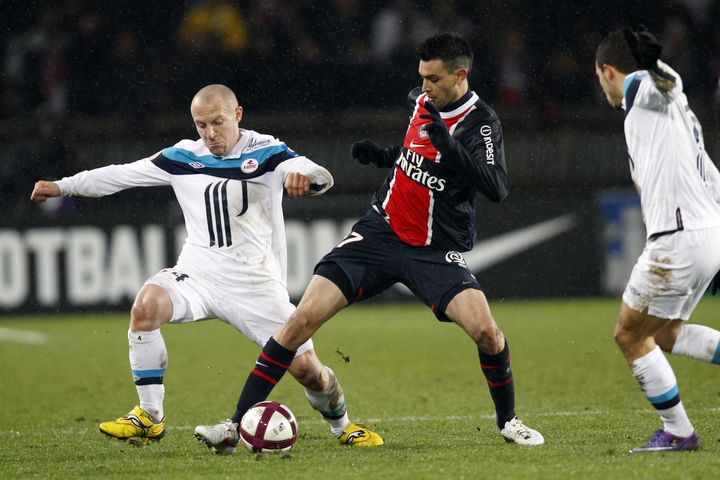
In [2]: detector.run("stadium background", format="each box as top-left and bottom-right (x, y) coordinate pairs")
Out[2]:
(2, 0), (720, 313)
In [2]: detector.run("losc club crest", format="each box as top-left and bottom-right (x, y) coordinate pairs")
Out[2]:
(241, 158), (259, 173)
(445, 251), (467, 267)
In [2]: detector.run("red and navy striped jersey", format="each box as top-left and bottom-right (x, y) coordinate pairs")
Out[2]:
(371, 90), (508, 251)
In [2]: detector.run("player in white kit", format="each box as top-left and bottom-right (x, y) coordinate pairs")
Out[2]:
(30, 84), (382, 452)
(595, 28), (720, 453)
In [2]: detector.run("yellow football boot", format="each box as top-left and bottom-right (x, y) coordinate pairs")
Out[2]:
(337, 422), (384, 447)
(99, 406), (166, 441)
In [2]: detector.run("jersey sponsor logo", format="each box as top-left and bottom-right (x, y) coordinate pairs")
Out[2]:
(445, 250), (467, 267)
(246, 137), (272, 152)
(480, 125), (495, 165)
(189, 162), (205, 169)
(396, 149), (446, 192)
(241, 158), (259, 173)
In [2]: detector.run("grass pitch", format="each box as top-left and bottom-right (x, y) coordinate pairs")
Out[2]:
(1, 297), (720, 479)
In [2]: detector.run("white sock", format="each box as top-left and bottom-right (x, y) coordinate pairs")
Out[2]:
(671, 324), (720, 364)
(304, 367), (351, 436)
(630, 346), (694, 437)
(128, 328), (167, 422)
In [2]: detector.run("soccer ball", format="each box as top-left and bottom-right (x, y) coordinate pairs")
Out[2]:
(239, 401), (298, 454)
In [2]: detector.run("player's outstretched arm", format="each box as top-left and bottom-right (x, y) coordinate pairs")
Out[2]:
(350, 139), (399, 168)
(30, 180), (61, 204)
(278, 155), (334, 196)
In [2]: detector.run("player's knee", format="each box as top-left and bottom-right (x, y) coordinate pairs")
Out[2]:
(613, 323), (637, 352)
(287, 308), (318, 335)
(471, 324), (502, 352)
(130, 295), (163, 331)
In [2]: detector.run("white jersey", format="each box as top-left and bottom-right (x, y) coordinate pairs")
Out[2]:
(622, 61), (720, 239)
(56, 129), (333, 289)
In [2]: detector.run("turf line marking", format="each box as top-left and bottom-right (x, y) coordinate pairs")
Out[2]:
(0, 327), (47, 345)
(8, 405), (715, 436)
(26, 407), (713, 435)
(168, 409), (614, 431)
(363, 409), (607, 423)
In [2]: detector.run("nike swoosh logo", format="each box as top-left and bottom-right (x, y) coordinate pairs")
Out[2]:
(256, 361), (269, 368)
(392, 214), (577, 295)
(409, 141), (424, 148)
(463, 213), (577, 271)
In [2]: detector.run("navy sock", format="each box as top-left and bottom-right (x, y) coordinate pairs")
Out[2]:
(231, 337), (296, 423)
(479, 340), (516, 429)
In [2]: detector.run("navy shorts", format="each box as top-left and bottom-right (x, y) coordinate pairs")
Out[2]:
(314, 209), (482, 322)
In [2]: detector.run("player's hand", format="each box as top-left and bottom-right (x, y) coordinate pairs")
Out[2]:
(284, 172), (311, 198)
(625, 25), (662, 70)
(350, 139), (384, 167)
(624, 25), (676, 92)
(30, 180), (61, 204)
(419, 101), (452, 151)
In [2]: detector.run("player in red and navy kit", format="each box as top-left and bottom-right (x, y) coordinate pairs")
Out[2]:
(200, 33), (544, 448)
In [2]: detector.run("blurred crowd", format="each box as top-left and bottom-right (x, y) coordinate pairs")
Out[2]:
(4, 0), (720, 223)
(4, 0), (720, 122)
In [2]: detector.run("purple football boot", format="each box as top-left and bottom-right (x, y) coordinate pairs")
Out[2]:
(629, 429), (700, 453)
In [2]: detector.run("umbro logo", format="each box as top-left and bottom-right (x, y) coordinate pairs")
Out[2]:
(189, 162), (205, 169)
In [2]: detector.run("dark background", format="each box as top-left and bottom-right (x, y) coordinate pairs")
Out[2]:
(1, 0), (718, 311)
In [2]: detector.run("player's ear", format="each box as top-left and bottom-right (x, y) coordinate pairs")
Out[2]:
(602, 64), (615, 81)
(455, 68), (468, 85)
(235, 106), (244, 124)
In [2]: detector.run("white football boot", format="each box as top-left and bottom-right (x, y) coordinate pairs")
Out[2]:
(500, 417), (544, 445)
(195, 419), (240, 455)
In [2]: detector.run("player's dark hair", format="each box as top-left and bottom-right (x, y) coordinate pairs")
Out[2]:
(417, 32), (473, 74)
(595, 29), (638, 74)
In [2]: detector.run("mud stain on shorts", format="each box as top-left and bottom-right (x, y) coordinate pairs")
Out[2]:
(648, 255), (672, 287)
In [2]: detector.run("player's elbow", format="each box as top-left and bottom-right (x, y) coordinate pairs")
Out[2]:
(487, 183), (508, 203)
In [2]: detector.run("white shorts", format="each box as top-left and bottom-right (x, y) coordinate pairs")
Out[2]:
(623, 227), (720, 320)
(144, 267), (314, 356)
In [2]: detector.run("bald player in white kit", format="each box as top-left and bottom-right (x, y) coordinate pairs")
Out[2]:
(30, 84), (382, 453)
(595, 28), (720, 453)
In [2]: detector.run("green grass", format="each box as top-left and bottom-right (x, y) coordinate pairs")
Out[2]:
(2, 297), (720, 479)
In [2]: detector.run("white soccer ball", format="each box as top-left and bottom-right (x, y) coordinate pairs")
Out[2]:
(239, 401), (298, 454)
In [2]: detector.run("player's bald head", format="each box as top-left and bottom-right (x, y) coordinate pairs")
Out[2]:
(191, 84), (238, 112)
(190, 84), (244, 156)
